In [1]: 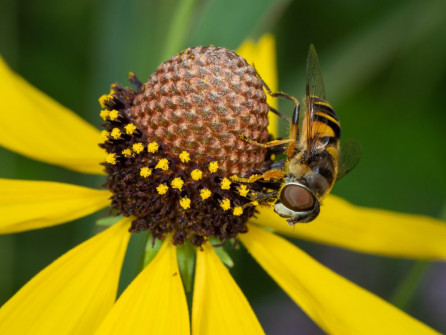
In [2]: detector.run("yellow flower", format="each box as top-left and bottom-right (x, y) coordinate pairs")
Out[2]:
(0, 35), (445, 335)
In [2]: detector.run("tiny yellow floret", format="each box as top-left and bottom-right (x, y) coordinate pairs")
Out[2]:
(220, 177), (232, 190)
(179, 151), (190, 163)
(191, 169), (203, 181)
(157, 184), (169, 195)
(155, 158), (169, 170)
(132, 143), (144, 154)
(209, 161), (219, 173)
(171, 177), (184, 190)
(100, 130), (110, 143)
(200, 188), (212, 200)
(179, 197), (191, 210)
(99, 109), (109, 120)
(108, 110), (119, 121)
(147, 142), (159, 153)
(220, 198), (231, 211)
(122, 148), (132, 157)
(237, 184), (250, 197)
(233, 206), (243, 216)
(124, 123), (137, 135)
(99, 94), (112, 108)
(105, 153), (116, 165)
(111, 128), (121, 139)
(140, 167), (152, 178)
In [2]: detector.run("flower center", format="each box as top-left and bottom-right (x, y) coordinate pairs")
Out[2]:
(99, 46), (276, 245)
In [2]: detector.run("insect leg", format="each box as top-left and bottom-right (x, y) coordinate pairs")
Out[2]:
(240, 134), (292, 148)
(243, 190), (279, 207)
(231, 169), (285, 183)
(269, 106), (291, 123)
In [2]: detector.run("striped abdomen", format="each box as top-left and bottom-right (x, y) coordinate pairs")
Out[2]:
(295, 97), (341, 200)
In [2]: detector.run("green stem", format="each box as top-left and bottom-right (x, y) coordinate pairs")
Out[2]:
(390, 261), (429, 309)
(161, 0), (198, 61)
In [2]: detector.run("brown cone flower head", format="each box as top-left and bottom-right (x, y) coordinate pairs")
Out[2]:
(99, 46), (275, 245)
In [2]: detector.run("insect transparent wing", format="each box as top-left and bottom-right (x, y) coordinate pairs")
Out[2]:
(337, 139), (361, 180)
(306, 44), (326, 101)
(305, 45), (327, 152)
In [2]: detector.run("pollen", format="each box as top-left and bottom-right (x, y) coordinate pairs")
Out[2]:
(105, 153), (116, 165)
(200, 188), (212, 200)
(108, 110), (119, 121)
(171, 177), (184, 190)
(179, 197), (191, 210)
(140, 167), (152, 178)
(100, 130), (110, 143)
(157, 184), (169, 195)
(111, 128), (121, 139)
(237, 184), (250, 197)
(100, 109), (109, 120)
(233, 206), (243, 216)
(220, 177), (232, 190)
(220, 198), (231, 211)
(191, 169), (203, 181)
(147, 142), (159, 153)
(209, 161), (219, 173)
(125, 123), (137, 135)
(99, 94), (112, 108)
(155, 158), (169, 170)
(179, 151), (190, 163)
(132, 143), (144, 154)
(122, 148), (132, 157)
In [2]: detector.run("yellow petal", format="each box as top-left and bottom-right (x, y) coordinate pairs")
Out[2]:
(241, 224), (440, 335)
(237, 34), (278, 135)
(0, 56), (104, 175)
(252, 195), (446, 260)
(95, 239), (189, 335)
(192, 242), (264, 335)
(0, 178), (111, 234)
(0, 219), (131, 334)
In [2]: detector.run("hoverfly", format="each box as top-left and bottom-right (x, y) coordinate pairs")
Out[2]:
(241, 45), (360, 225)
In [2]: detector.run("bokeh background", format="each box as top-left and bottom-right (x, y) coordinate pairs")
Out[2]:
(1, 0), (445, 333)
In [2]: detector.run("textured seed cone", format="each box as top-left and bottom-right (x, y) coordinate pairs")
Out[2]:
(130, 46), (269, 176)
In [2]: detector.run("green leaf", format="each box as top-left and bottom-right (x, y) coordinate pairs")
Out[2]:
(96, 215), (124, 226)
(209, 237), (234, 268)
(161, 0), (200, 60)
(188, 0), (291, 49)
(142, 233), (163, 268)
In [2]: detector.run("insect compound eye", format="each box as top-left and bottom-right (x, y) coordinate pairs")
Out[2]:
(280, 184), (315, 212)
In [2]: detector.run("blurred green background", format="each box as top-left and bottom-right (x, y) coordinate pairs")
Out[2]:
(1, 0), (445, 333)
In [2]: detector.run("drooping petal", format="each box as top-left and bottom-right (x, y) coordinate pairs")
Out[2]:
(237, 34), (278, 134)
(192, 242), (264, 335)
(95, 239), (189, 335)
(252, 195), (446, 260)
(0, 56), (104, 175)
(0, 219), (131, 335)
(0, 178), (111, 234)
(241, 224), (441, 335)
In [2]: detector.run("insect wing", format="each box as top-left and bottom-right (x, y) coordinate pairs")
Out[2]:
(306, 44), (326, 101)
(337, 139), (361, 180)
(305, 45), (328, 152)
